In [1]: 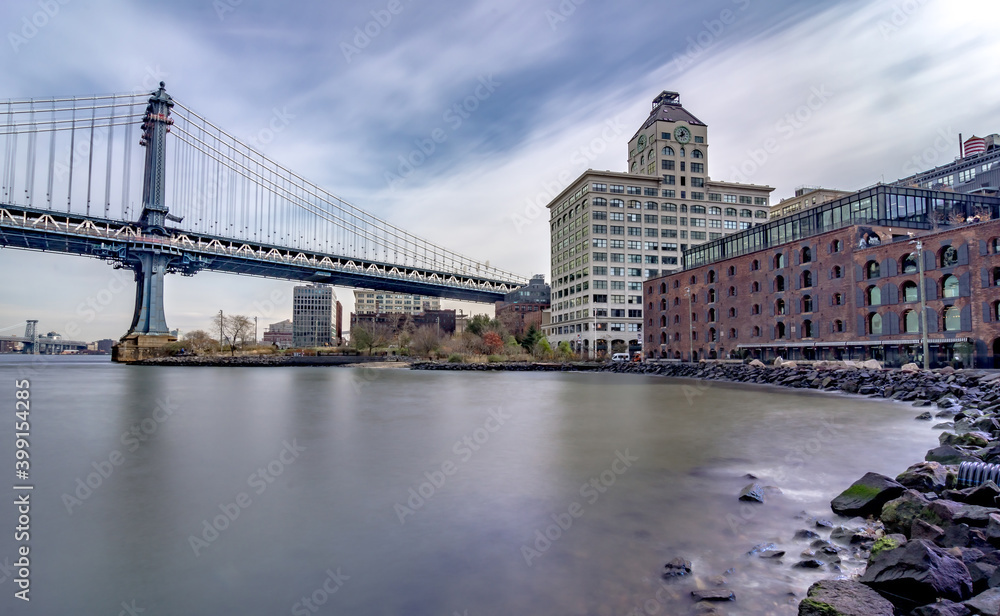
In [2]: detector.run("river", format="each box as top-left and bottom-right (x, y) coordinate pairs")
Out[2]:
(0, 356), (938, 615)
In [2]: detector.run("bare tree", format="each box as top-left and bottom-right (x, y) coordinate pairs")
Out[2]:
(182, 330), (217, 354)
(410, 325), (444, 357)
(212, 313), (254, 355)
(351, 319), (394, 355)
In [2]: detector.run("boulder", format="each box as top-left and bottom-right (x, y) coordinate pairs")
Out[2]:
(917, 411), (935, 420)
(901, 362), (921, 372)
(860, 539), (973, 607)
(797, 579), (895, 616)
(911, 518), (947, 543)
(897, 461), (950, 493)
(910, 600), (972, 616)
(881, 490), (932, 535)
(749, 359), (766, 368)
(926, 445), (980, 466)
(953, 482), (1000, 508)
(985, 513), (1000, 545)
(663, 557), (692, 578)
(691, 589), (735, 601)
(784, 360), (799, 369)
(831, 472), (905, 518)
(862, 359), (884, 370)
(962, 587), (1000, 615)
(774, 356), (785, 367)
(940, 431), (993, 449)
(738, 482), (766, 503)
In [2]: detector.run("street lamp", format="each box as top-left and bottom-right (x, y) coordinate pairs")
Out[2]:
(916, 240), (929, 370)
(685, 287), (694, 362)
(218, 310), (224, 351)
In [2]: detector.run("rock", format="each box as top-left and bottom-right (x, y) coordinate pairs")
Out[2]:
(916, 399), (935, 407)
(797, 579), (895, 616)
(831, 472), (905, 518)
(940, 431), (993, 448)
(815, 519), (834, 528)
(749, 359), (766, 368)
(881, 489), (932, 535)
(663, 557), (692, 578)
(692, 601), (725, 616)
(739, 482), (766, 503)
(954, 482), (1000, 508)
(936, 422), (957, 430)
(929, 500), (999, 528)
(926, 445), (980, 465)
(794, 559), (825, 568)
(795, 529), (821, 540)
(901, 362), (921, 372)
(862, 359), (883, 370)
(912, 518), (947, 543)
(784, 360), (799, 369)
(691, 589), (735, 601)
(758, 549), (785, 559)
(897, 462), (950, 493)
(963, 587), (1000, 614)
(910, 600), (972, 616)
(917, 411), (934, 420)
(860, 539), (973, 607)
(985, 513), (1000, 545)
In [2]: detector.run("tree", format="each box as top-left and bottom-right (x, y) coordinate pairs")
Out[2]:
(466, 314), (493, 336)
(410, 325), (444, 357)
(211, 313), (254, 355)
(351, 320), (393, 355)
(482, 331), (504, 355)
(518, 324), (542, 351)
(557, 340), (574, 361)
(182, 330), (217, 354)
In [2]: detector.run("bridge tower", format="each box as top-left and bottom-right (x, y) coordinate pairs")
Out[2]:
(24, 320), (38, 355)
(113, 83), (181, 362)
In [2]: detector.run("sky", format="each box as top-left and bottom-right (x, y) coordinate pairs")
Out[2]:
(2, 0), (1000, 342)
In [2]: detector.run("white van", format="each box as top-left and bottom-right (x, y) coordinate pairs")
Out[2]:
(611, 353), (630, 362)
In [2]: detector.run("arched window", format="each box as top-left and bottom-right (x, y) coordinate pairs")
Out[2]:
(775, 276), (785, 292)
(831, 240), (842, 253)
(802, 295), (813, 313)
(660, 332), (667, 343)
(660, 283), (667, 293)
(725, 208), (737, 217)
(708, 328), (717, 342)
(901, 281), (919, 302)
(869, 313), (883, 335)
(690, 275), (696, 284)
(674, 315), (680, 324)
(993, 238), (1000, 254)
(729, 328), (737, 339)
(728, 286), (736, 297)
(993, 267), (1000, 286)
(680, 147), (686, 157)
(943, 306), (961, 331)
(994, 300), (1000, 321)
(660, 316), (667, 327)
(802, 270), (813, 288)
(751, 259), (760, 271)
(776, 323), (786, 339)
(832, 266), (842, 279)
(691, 149), (703, 159)
(942, 275), (959, 298)
(901, 253), (918, 274)
(752, 304), (760, 315)
(834, 320), (844, 332)
(776, 299), (786, 315)
(866, 260), (880, 279)
(801, 247), (812, 263)
(660, 299), (667, 310)
(708, 308), (716, 322)
(903, 310), (920, 333)
(941, 246), (959, 268)
(662, 146), (674, 156)
(728, 266), (736, 276)
(833, 293), (843, 306)
(774, 253), (785, 268)
(802, 320), (813, 338)
(751, 281), (760, 293)
(673, 280), (679, 289)
(867, 285), (881, 306)
(728, 307), (737, 318)
(708, 289), (716, 303)
(680, 205), (687, 213)
(674, 297), (680, 306)
(708, 270), (716, 283)
(752, 326), (761, 337)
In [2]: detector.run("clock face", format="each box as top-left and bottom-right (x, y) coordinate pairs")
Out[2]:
(637, 134), (647, 150)
(674, 126), (691, 144)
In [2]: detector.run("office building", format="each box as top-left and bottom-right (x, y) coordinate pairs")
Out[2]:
(545, 90), (773, 357)
(293, 284), (335, 347)
(352, 290), (440, 315)
(770, 186), (852, 219)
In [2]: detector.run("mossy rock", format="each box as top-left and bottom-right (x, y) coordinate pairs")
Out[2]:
(831, 472), (904, 518)
(798, 579), (894, 615)
(870, 536), (900, 557)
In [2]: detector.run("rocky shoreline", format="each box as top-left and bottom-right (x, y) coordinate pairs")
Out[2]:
(128, 354), (402, 367)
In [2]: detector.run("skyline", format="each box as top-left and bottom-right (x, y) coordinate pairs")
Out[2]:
(2, 0), (999, 340)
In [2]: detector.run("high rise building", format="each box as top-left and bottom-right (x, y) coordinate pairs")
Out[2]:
(545, 91), (773, 357)
(352, 290), (441, 315)
(293, 284), (335, 347)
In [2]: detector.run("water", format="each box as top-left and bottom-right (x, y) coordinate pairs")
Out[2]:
(0, 356), (938, 615)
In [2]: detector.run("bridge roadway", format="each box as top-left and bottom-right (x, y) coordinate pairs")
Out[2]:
(0, 203), (524, 303)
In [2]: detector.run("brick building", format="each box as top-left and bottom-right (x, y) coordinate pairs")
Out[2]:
(644, 185), (1000, 368)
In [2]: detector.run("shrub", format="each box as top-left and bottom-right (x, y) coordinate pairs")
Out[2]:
(447, 353), (464, 363)
(487, 355), (504, 363)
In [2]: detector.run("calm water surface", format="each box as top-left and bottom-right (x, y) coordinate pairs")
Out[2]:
(0, 356), (938, 615)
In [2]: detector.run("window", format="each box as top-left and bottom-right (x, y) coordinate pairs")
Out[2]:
(709, 220), (722, 228)
(993, 266), (1000, 286)
(593, 252), (608, 262)
(776, 323), (786, 339)
(869, 313), (882, 335)
(691, 178), (705, 188)
(943, 306), (960, 331)
(774, 276), (784, 292)
(725, 208), (737, 217)
(833, 293), (843, 306)
(724, 195), (738, 203)
(831, 239), (842, 253)
(834, 320), (843, 332)
(611, 253), (624, 262)
(663, 175), (675, 185)
(610, 199), (624, 208)
(754, 197), (768, 206)
(801, 271), (812, 288)
(754, 210), (768, 219)
(662, 243), (678, 251)
(662, 160), (675, 171)
(592, 183), (607, 192)
(740, 209), (752, 218)
(752, 326), (761, 337)
(691, 163), (704, 173)
(708, 308), (716, 322)
(942, 275), (959, 298)
(867, 285), (881, 306)
(751, 281), (759, 293)
(610, 226), (624, 235)
(903, 310), (920, 333)
(776, 299), (786, 315)
(689, 217), (705, 227)
(609, 211), (624, 221)
(774, 254), (785, 268)
(662, 146), (674, 156)
(866, 260), (880, 279)
(901, 253), (918, 274)
(802, 320), (813, 338)
(902, 281), (919, 302)
(628, 227), (641, 236)
(727, 266), (736, 276)
(691, 149), (703, 158)
(752, 304), (760, 315)
(663, 203), (677, 212)
(832, 266), (842, 279)
(941, 246), (959, 268)
(644, 214), (658, 224)
(645, 202), (659, 210)
(690, 231), (706, 240)
(662, 216), (677, 225)
(610, 240), (625, 249)
(802, 295), (813, 313)
(627, 186), (642, 195)
(592, 239), (607, 248)
(751, 259), (760, 271)
(627, 213), (641, 223)
(610, 185), (624, 194)
(690, 205), (706, 214)
(801, 247), (812, 263)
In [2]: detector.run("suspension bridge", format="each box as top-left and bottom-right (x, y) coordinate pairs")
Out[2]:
(0, 83), (528, 360)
